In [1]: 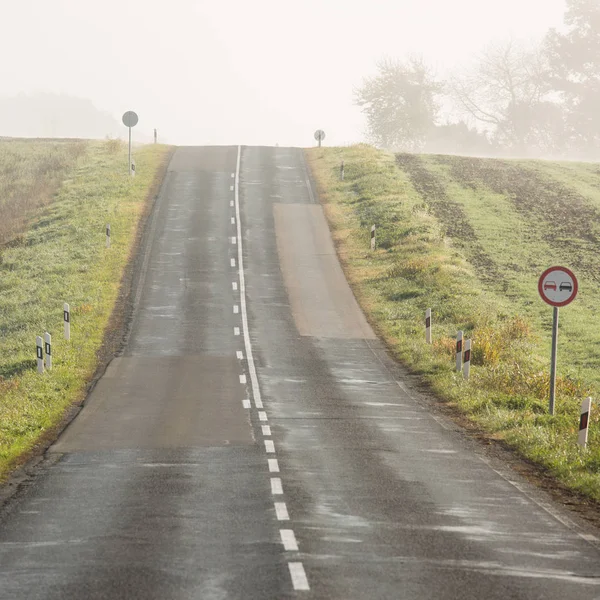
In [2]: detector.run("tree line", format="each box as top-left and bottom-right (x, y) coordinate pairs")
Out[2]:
(355, 0), (600, 159)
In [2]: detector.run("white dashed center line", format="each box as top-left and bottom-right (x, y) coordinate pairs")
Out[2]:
(239, 374), (247, 385)
(271, 478), (283, 495)
(280, 529), (299, 551)
(236, 350), (244, 360)
(289, 563), (310, 591)
(233, 305), (239, 314)
(242, 399), (251, 409)
(274, 502), (289, 521)
(233, 145), (309, 592)
(230, 258), (236, 267)
(234, 327), (240, 336)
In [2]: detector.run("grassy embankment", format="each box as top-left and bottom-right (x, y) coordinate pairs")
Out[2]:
(0, 139), (172, 480)
(307, 145), (600, 502)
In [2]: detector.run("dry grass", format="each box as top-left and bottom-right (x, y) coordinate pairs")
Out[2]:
(0, 140), (87, 247)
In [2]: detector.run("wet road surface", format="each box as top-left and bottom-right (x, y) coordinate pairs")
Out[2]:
(0, 146), (599, 599)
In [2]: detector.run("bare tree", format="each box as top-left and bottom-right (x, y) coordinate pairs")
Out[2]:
(451, 40), (562, 154)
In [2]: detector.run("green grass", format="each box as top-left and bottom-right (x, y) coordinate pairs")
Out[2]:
(307, 144), (600, 502)
(0, 139), (172, 478)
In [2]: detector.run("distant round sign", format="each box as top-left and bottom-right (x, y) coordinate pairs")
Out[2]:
(314, 129), (325, 142)
(538, 266), (578, 307)
(122, 111), (139, 128)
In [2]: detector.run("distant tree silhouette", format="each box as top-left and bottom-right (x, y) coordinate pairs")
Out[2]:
(355, 57), (442, 152)
(0, 93), (121, 139)
(545, 0), (600, 157)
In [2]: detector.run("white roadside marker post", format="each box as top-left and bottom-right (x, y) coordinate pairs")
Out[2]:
(64, 303), (71, 341)
(36, 336), (44, 374)
(425, 309), (432, 344)
(106, 223), (111, 248)
(463, 339), (471, 381)
(44, 332), (52, 370)
(341, 161), (345, 181)
(578, 397), (592, 448)
(370, 225), (376, 251)
(456, 331), (463, 372)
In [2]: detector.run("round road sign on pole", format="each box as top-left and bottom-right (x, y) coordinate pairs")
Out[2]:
(314, 129), (325, 142)
(122, 111), (139, 128)
(538, 266), (578, 307)
(122, 111), (138, 177)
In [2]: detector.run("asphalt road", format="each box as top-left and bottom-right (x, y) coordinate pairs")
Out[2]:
(0, 146), (599, 599)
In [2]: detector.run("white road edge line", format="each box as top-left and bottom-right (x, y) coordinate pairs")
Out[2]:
(280, 529), (299, 551)
(235, 146), (309, 591)
(234, 145), (264, 416)
(289, 562), (310, 591)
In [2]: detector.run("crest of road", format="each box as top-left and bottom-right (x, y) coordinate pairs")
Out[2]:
(0, 146), (598, 599)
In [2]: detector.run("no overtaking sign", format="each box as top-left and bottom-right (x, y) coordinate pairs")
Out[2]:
(538, 266), (578, 307)
(538, 265), (578, 416)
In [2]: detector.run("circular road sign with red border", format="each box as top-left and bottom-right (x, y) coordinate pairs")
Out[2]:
(538, 266), (578, 307)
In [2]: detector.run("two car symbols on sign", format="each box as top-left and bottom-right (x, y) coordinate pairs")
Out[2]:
(543, 281), (573, 292)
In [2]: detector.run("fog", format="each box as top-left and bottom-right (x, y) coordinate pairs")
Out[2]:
(2, 0), (566, 146)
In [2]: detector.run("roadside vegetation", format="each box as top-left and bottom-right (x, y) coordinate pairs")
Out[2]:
(0, 139), (172, 480)
(307, 144), (600, 502)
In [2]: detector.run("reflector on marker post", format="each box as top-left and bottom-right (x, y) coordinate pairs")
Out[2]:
(578, 397), (592, 448)
(456, 331), (463, 372)
(463, 339), (471, 380)
(64, 303), (70, 341)
(36, 336), (44, 374)
(106, 223), (111, 248)
(44, 332), (52, 370)
(425, 308), (432, 344)
(370, 225), (376, 251)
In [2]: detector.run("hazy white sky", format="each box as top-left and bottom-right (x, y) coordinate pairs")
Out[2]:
(2, 0), (567, 146)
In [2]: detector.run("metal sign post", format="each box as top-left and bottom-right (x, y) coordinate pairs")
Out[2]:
(538, 266), (578, 415)
(314, 129), (326, 147)
(122, 111), (139, 176)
